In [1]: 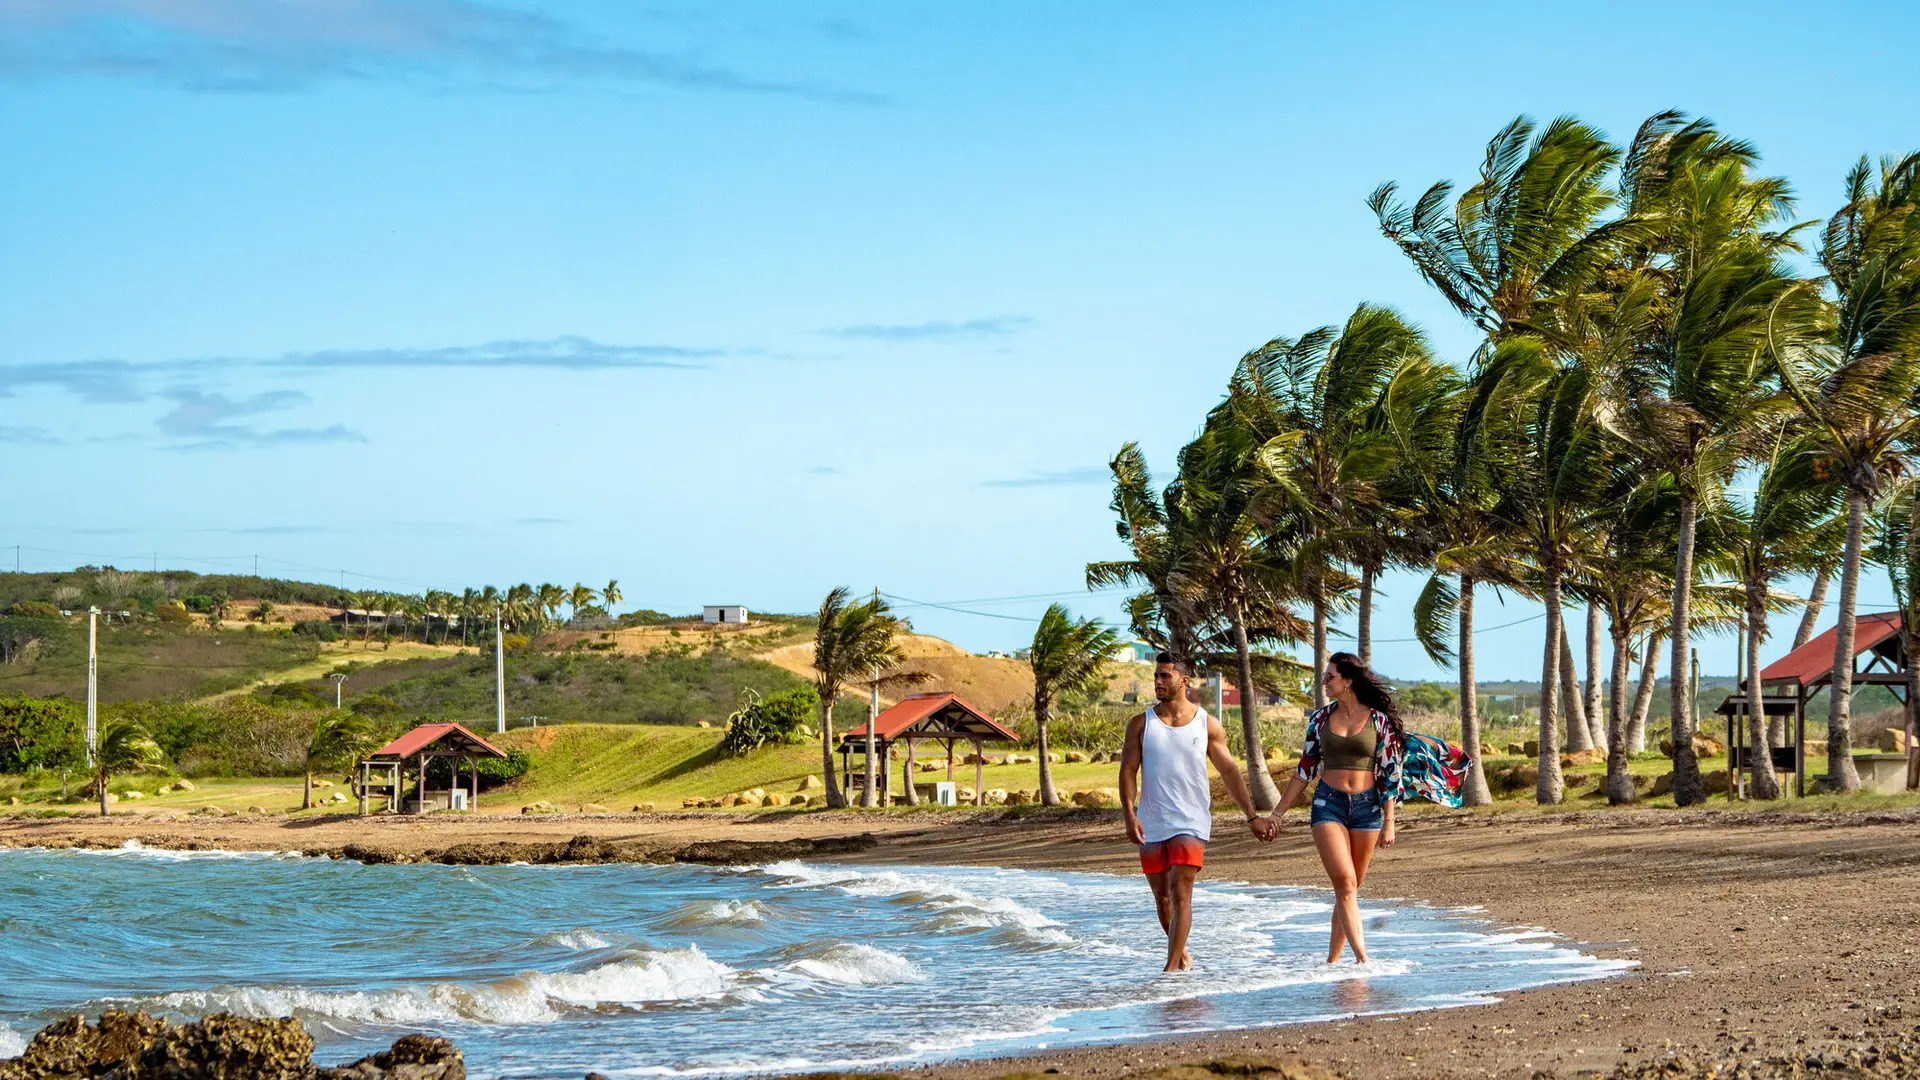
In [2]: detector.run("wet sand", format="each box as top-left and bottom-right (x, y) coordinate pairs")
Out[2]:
(4, 806), (1918, 1078)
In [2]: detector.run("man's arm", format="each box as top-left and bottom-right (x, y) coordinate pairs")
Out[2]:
(1118, 713), (1147, 845)
(1205, 716), (1275, 839)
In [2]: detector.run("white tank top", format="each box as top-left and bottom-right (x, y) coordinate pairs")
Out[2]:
(1137, 704), (1213, 843)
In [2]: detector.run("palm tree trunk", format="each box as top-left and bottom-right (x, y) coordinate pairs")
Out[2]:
(1458, 574), (1491, 806)
(1670, 497), (1706, 805)
(1825, 490), (1868, 793)
(1356, 566), (1373, 667)
(1311, 599), (1328, 709)
(1229, 603), (1280, 810)
(1537, 565), (1565, 804)
(1585, 604), (1607, 750)
(1605, 615), (1636, 804)
(1559, 632), (1593, 753)
(1746, 582), (1780, 800)
(303, 757), (314, 811)
(1629, 631), (1662, 753)
(98, 766), (109, 817)
(902, 737), (918, 806)
(819, 697), (845, 809)
(1036, 693), (1057, 807)
(1794, 565), (1832, 649)
(861, 678), (878, 809)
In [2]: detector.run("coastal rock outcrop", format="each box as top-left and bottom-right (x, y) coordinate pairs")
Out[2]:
(0, 1009), (462, 1080)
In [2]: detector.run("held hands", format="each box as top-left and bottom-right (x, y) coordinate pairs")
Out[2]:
(1248, 815), (1278, 842)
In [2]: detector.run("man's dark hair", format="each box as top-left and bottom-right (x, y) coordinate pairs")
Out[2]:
(1155, 652), (1195, 678)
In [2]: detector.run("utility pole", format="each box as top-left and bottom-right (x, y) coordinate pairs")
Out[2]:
(254, 554), (259, 577)
(494, 603), (507, 734)
(86, 607), (99, 768)
(328, 672), (348, 709)
(1213, 672), (1224, 718)
(865, 587), (880, 808)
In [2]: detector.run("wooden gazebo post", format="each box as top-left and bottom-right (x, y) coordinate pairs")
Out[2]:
(902, 735), (918, 805)
(973, 736), (983, 806)
(416, 752), (428, 815)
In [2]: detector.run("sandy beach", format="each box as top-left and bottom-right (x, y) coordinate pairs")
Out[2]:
(4, 806), (1918, 1079)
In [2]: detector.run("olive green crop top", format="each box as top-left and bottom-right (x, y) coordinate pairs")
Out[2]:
(1321, 715), (1378, 772)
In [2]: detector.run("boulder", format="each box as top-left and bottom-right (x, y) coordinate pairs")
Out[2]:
(1659, 734), (1726, 758)
(1521, 740), (1540, 757)
(1005, 754), (1034, 766)
(318, 1032), (464, 1080)
(172, 779), (196, 792)
(5, 795), (20, 806)
(1704, 770), (1730, 796)
(683, 797), (704, 808)
(916, 761), (943, 773)
(2, 1009), (325, 1080)
(788, 793), (810, 806)
(328, 792), (348, 804)
(1505, 742), (1528, 755)
(1045, 753), (1060, 763)
(1649, 771), (1674, 797)
(579, 804), (609, 814)
(761, 794), (784, 808)
(1005, 789), (1036, 805)
(957, 787), (976, 803)
(311, 778), (334, 789)
(192, 805), (225, 817)
(697, 720), (712, 729)
(119, 789), (146, 801)
(632, 802), (655, 812)
(102, 793), (118, 805)
(1562, 772), (1592, 789)
(1064, 750), (1088, 764)
(153, 784), (172, 795)
(742, 788), (766, 802)
(1561, 748), (1606, 768)
(1070, 787), (1122, 808)
(796, 775), (823, 791)
(520, 801), (558, 815)
(1491, 763), (1538, 794)
(245, 805), (267, 815)
(1479, 744), (1499, 759)
(1878, 727), (1908, 753)
(984, 788), (1009, 805)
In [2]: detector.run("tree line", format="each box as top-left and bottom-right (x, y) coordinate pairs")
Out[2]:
(1087, 111), (1920, 809)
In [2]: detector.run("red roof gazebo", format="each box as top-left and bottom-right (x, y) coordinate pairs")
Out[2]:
(839, 692), (1019, 806)
(1722, 612), (1909, 796)
(357, 722), (507, 815)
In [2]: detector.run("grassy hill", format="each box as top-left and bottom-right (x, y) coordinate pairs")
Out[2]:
(300, 642), (870, 729)
(0, 618), (321, 702)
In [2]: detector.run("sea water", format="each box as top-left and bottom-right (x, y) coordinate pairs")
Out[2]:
(0, 845), (1631, 1078)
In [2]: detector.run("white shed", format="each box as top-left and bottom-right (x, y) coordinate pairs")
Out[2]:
(703, 605), (749, 625)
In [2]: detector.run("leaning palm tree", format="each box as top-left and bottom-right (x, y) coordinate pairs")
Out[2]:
(91, 717), (164, 816)
(810, 587), (915, 809)
(1028, 605), (1119, 806)
(536, 583), (566, 630)
(603, 580), (623, 618)
(303, 710), (377, 810)
(1724, 431), (1845, 799)
(1088, 443), (1205, 661)
(1776, 151), (1920, 792)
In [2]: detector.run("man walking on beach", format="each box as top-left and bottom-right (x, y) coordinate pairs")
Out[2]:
(1120, 652), (1276, 972)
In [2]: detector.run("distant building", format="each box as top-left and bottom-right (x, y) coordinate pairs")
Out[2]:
(1113, 640), (1156, 663)
(703, 605), (749, 625)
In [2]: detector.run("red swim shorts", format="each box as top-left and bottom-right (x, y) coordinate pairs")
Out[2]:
(1139, 833), (1207, 875)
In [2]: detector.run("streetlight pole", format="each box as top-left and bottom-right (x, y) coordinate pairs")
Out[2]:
(328, 672), (348, 709)
(86, 606), (99, 768)
(495, 603), (507, 735)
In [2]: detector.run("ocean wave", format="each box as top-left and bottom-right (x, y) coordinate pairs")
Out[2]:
(132, 946), (741, 1027)
(777, 943), (925, 986)
(62, 840), (302, 862)
(0, 1022), (26, 1058)
(658, 899), (768, 930)
(757, 862), (1069, 946)
(532, 929), (615, 951)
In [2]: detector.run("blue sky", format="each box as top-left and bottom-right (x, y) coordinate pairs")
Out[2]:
(2, 0), (1915, 681)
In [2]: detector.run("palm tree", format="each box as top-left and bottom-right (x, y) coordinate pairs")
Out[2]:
(810, 587), (914, 809)
(568, 584), (598, 625)
(1776, 151), (1920, 792)
(1725, 432), (1845, 799)
(1370, 114), (1629, 355)
(91, 717), (164, 816)
(250, 601), (274, 623)
(1464, 338), (1626, 803)
(404, 595), (428, 644)
(458, 588), (479, 646)
(603, 580), (623, 618)
(303, 711), (377, 810)
(1028, 605), (1119, 806)
(1088, 443), (1206, 661)
(537, 583), (566, 630)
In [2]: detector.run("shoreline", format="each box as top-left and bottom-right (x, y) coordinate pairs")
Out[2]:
(4, 808), (1919, 1078)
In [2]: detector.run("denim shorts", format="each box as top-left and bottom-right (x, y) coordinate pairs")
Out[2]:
(1308, 782), (1384, 832)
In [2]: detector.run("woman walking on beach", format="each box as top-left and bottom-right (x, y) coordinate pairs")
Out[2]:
(1272, 651), (1404, 965)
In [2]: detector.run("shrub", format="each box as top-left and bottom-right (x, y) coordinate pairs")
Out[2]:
(8, 601), (60, 619)
(257, 683), (327, 709)
(428, 747), (532, 790)
(722, 686), (819, 755)
(351, 694), (401, 718)
(503, 634), (531, 652)
(0, 696), (86, 773)
(292, 619), (343, 642)
(155, 601), (192, 625)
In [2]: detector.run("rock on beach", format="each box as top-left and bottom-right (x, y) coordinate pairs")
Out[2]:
(0, 1010), (463, 1080)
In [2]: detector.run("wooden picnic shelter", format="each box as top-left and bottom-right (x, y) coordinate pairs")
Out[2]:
(839, 692), (1020, 806)
(1723, 611), (1910, 797)
(357, 722), (507, 815)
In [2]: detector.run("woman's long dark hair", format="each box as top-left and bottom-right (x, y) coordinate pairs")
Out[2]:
(1327, 651), (1405, 741)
